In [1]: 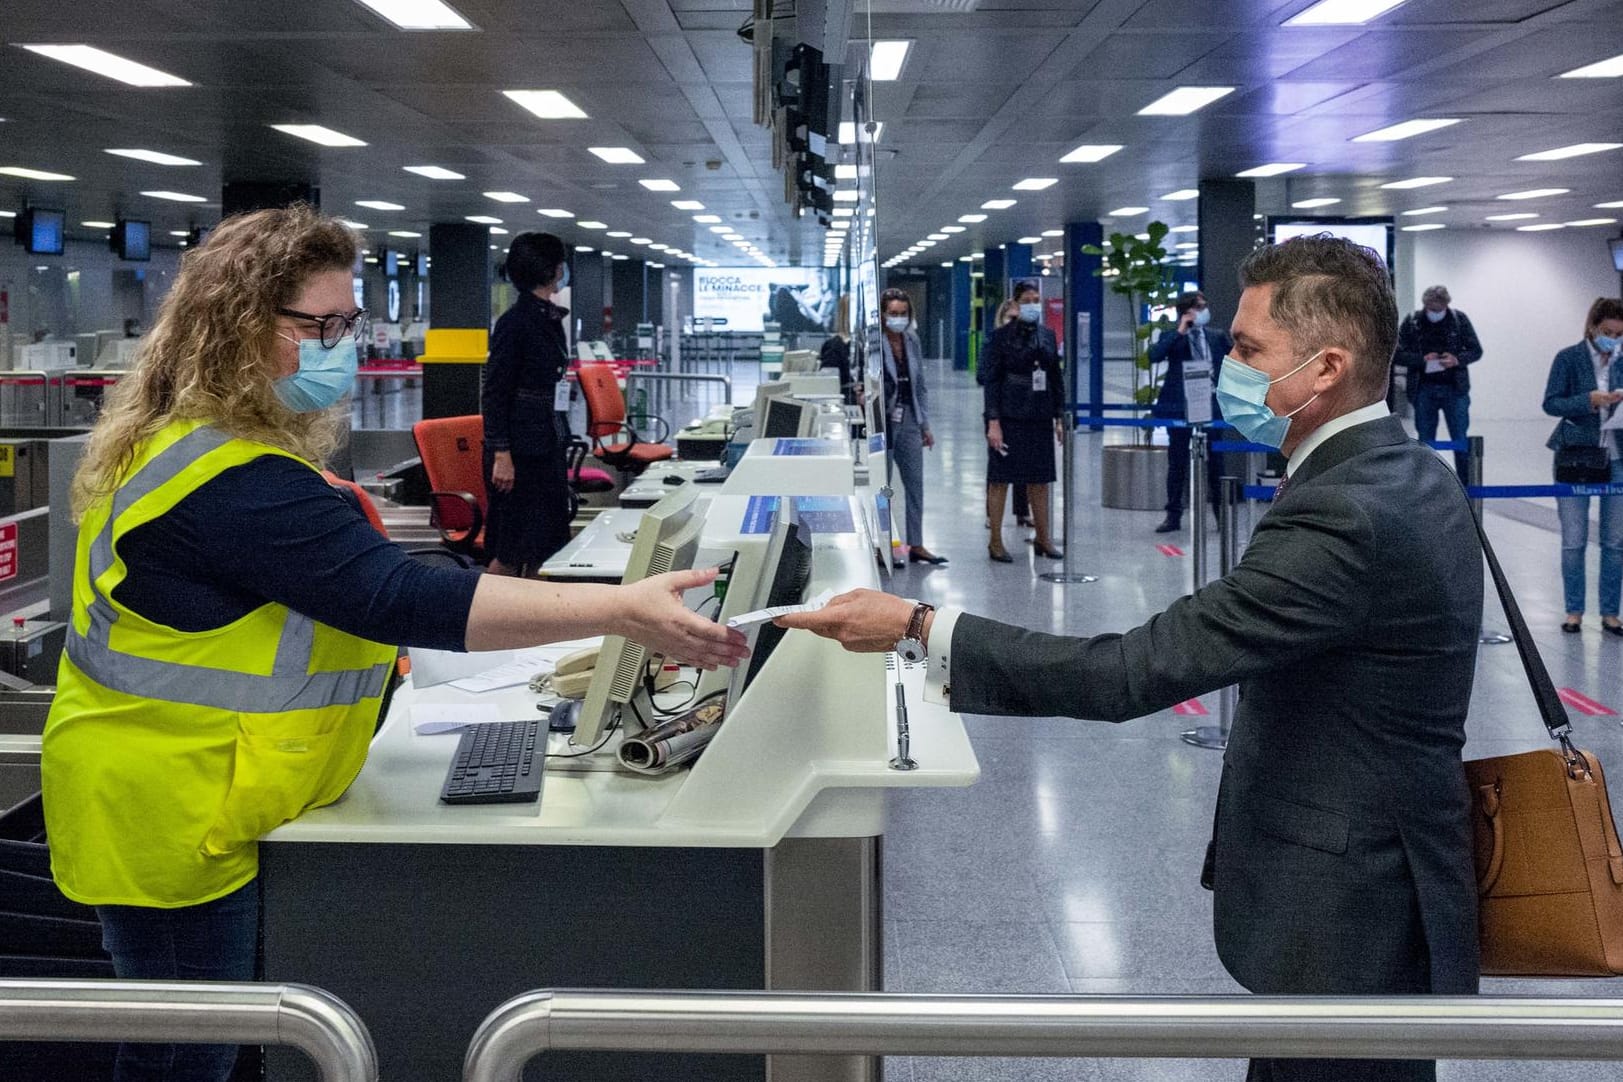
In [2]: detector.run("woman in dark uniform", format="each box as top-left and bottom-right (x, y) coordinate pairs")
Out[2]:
(483, 232), (574, 576)
(983, 281), (1065, 562)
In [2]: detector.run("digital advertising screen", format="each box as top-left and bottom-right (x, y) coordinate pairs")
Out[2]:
(693, 267), (838, 333)
(1269, 217), (1394, 273)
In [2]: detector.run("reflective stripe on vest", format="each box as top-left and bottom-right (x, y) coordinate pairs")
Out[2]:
(68, 424), (392, 713)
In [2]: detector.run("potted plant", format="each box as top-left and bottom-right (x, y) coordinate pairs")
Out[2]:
(1081, 222), (1181, 510)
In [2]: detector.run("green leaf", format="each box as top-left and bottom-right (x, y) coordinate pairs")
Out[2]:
(1080, 244), (1103, 256)
(1146, 220), (1170, 244)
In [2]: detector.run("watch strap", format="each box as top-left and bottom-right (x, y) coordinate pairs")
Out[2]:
(905, 601), (935, 645)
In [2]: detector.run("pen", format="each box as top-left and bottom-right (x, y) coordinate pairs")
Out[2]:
(890, 682), (918, 771)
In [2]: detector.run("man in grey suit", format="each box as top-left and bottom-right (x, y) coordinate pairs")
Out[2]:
(780, 236), (1482, 1082)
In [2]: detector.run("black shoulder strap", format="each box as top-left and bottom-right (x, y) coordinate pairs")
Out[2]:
(1466, 494), (1572, 739)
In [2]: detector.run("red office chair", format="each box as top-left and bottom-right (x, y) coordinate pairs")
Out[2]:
(322, 470), (474, 567)
(410, 416), (488, 562)
(576, 363), (673, 475)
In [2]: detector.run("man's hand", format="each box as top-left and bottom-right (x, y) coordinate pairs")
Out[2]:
(1177, 310), (1195, 335)
(1440, 353), (1459, 368)
(922, 427), (935, 450)
(1591, 390), (1623, 410)
(490, 450), (515, 493)
(615, 568), (750, 670)
(1423, 352), (1440, 362)
(987, 419), (1007, 454)
(775, 589), (917, 653)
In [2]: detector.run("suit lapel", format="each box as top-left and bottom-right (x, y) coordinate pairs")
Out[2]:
(1288, 415), (1409, 490)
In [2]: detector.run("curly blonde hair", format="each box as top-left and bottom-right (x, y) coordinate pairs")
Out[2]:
(72, 204), (358, 518)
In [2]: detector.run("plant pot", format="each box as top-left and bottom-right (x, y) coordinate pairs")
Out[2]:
(1100, 444), (1168, 511)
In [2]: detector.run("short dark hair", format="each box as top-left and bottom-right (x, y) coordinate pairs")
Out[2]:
(880, 287), (913, 317)
(1175, 290), (1205, 316)
(505, 232), (567, 293)
(1586, 296), (1623, 332)
(1238, 234), (1397, 399)
(1012, 280), (1040, 302)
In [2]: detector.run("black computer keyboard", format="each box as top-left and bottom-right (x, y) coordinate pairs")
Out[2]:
(439, 719), (543, 805)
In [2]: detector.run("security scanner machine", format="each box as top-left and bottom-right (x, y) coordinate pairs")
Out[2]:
(257, 484), (978, 1082)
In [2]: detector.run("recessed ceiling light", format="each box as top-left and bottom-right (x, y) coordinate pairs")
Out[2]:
(1238, 163), (1306, 177)
(982, 199), (1017, 210)
(168, 229), (192, 237)
(833, 207), (855, 217)
(708, 225), (731, 234)
(631, 237), (652, 245)
(671, 200), (705, 211)
(489, 227), (509, 235)
(1017, 236), (1043, 244)
(1596, 200), (1623, 209)
(352, 0), (472, 29)
(1485, 212), (1538, 221)
(1565, 218), (1618, 227)
(502, 90), (587, 120)
(0, 211), (14, 218)
(958, 213), (988, 223)
(1557, 52), (1623, 79)
(692, 214), (721, 224)
(1170, 225), (1198, 233)
(649, 243), (669, 250)
(465, 215), (502, 225)
(833, 190), (860, 202)
(1400, 206), (1447, 216)
(484, 191), (529, 203)
(830, 220), (851, 230)
(106, 148), (202, 166)
(1352, 118), (1461, 142)
(1138, 86), (1234, 116)
(356, 200), (405, 210)
(339, 219), (369, 230)
(1497, 187), (1569, 200)
(1109, 206), (1150, 215)
(589, 146), (644, 164)
(81, 220), (115, 229)
(388, 230), (422, 238)
(942, 225), (966, 233)
(1517, 223), (1566, 231)
(608, 230), (632, 238)
(141, 190), (206, 202)
(18, 44), (190, 87)
(927, 233), (948, 240)
(0, 166), (74, 181)
(870, 40), (911, 81)
(578, 220), (607, 229)
(1380, 176), (1452, 189)
(404, 165), (464, 180)
(574, 245), (596, 253)
(639, 179), (680, 192)
(1162, 189), (1200, 201)
(271, 124), (366, 147)
(1012, 178), (1060, 193)
(1174, 242), (1199, 249)
(1400, 223), (1446, 231)
(536, 208), (573, 218)
(1284, 0), (1409, 26)
(835, 164), (858, 181)
(1516, 143), (1623, 161)
(838, 122), (883, 144)
(1292, 197), (1342, 208)
(1059, 145), (1122, 164)
(612, 254), (628, 261)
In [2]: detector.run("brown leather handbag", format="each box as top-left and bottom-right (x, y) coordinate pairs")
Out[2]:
(1465, 507), (1623, 976)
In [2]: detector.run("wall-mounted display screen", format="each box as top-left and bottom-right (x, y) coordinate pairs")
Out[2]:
(16, 208), (65, 255)
(114, 219), (151, 261)
(1269, 217), (1394, 275)
(382, 249), (400, 277)
(1609, 237), (1623, 273)
(693, 267), (838, 332)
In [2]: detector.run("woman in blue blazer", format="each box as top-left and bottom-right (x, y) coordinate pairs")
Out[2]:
(1542, 297), (1623, 634)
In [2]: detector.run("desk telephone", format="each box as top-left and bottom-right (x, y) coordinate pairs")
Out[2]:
(530, 645), (682, 701)
(684, 417), (732, 436)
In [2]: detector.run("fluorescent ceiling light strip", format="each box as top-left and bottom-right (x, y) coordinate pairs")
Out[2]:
(0, 166), (74, 180)
(388, 230), (422, 238)
(1400, 206), (1447, 216)
(1352, 118), (1460, 142)
(1496, 187), (1568, 200)
(870, 40), (910, 82)
(1515, 143), (1623, 161)
(1565, 218), (1618, 227)
(1557, 52), (1623, 78)
(579, 221), (607, 229)
(1284, 0), (1409, 26)
(639, 179), (680, 191)
(502, 90), (587, 120)
(142, 190), (206, 202)
(958, 214), (987, 223)
(671, 200), (704, 210)
(1042, 229), (1064, 237)
(1484, 213), (1537, 221)
(1292, 198), (1342, 208)
(356, 200), (404, 210)
(106, 148), (201, 166)
(484, 191), (529, 202)
(982, 199), (1017, 210)
(1162, 189), (1199, 201)
(1518, 223), (1565, 231)
(589, 147), (644, 164)
(1014, 177), (1059, 190)
(536, 208), (573, 218)
(1109, 206), (1149, 215)
(1380, 176), (1451, 189)
(404, 165), (464, 179)
(352, 0), (472, 30)
(1137, 86), (1234, 116)
(1597, 201), (1623, 209)
(81, 220), (115, 229)
(1237, 162), (1305, 177)
(465, 216), (502, 225)
(271, 124), (366, 147)
(19, 44), (190, 87)
(1059, 145), (1122, 164)
(1400, 223), (1445, 231)
(339, 220), (369, 229)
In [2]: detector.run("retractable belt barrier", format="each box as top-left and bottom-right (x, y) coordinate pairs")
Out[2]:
(1244, 482), (1623, 502)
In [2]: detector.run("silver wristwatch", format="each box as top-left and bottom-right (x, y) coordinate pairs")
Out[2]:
(895, 601), (935, 663)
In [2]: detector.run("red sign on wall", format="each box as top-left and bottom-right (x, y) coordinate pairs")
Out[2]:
(0, 523), (15, 583)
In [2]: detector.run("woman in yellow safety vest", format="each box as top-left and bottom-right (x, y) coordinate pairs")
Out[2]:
(41, 204), (746, 1082)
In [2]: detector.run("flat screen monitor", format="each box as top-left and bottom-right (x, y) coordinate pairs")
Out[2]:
(415, 252), (428, 277)
(1609, 237), (1623, 273)
(737, 509), (812, 696)
(1268, 217), (1394, 278)
(113, 220), (151, 262)
(761, 396), (812, 439)
(382, 248), (400, 277)
(574, 486), (706, 747)
(16, 208), (65, 255)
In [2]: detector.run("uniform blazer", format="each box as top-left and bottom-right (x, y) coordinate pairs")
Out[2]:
(868, 327), (930, 429)
(1543, 340), (1621, 455)
(1148, 326), (1233, 420)
(482, 292), (569, 456)
(982, 321), (1064, 422)
(945, 414), (1482, 996)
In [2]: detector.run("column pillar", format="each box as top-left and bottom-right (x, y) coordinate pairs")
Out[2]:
(421, 223), (492, 419)
(221, 181), (318, 217)
(1196, 179), (1256, 326)
(571, 250), (607, 345)
(1005, 243), (1033, 281)
(611, 259), (647, 334)
(950, 262), (972, 372)
(1064, 221), (1104, 428)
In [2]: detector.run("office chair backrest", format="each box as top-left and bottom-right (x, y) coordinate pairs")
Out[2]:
(412, 415), (487, 524)
(577, 364), (627, 441)
(321, 471), (389, 537)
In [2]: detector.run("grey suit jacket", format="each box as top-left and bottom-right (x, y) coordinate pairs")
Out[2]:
(868, 328), (929, 429)
(948, 415), (1482, 995)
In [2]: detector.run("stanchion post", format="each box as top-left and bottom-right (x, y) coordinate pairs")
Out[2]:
(1469, 435), (1513, 646)
(1182, 476), (1240, 751)
(1040, 413), (1098, 585)
(1190, 426), (1209, 593)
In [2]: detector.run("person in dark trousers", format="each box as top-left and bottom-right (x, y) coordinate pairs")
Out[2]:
(483, 232), (575, 577)
(1395, 284), (1483, 476)
(982, 282), (1065, 562)
(869, 288), (946, 565)
(784, 236), (1482, 1082)
(1149, 290), (1231, 533)
(819, 328), (853, 403)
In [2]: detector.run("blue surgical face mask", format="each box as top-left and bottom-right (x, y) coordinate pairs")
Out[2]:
(1018, 302), (1042, 324)
(1214, 349), (1325, 450)
(1425, 308), (1447, 323)
(885, 316), (910, 333)
(275, 335), (358, 413)
(557, 262), (570, 290)
(1594, 334), (1621, 355)
(1193, 308), (1211, 328)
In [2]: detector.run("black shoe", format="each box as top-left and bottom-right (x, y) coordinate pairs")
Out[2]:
(1034, 543), (1064, 559)
(909, 547), (948, 565)
(1562, 620), (1582, 634)
(988, 544), (1014, 563)
(1154, 517), (1181, 534)
(1604, 622), (1623, 638)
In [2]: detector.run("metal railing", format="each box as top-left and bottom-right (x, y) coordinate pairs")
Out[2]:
(462, 989), (1623, 1082)
(626, 371), (734, 434)
(0, 980), (377, 1082)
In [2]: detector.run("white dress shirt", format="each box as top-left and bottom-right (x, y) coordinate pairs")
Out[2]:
(921, 399), (1393, 707)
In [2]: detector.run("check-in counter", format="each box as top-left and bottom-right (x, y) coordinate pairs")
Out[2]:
(56, 368), (127, 427)
(261, 498), (978, 1082)
(0, 373), (61, 430)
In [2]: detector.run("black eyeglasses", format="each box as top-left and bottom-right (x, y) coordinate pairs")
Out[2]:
(276, 307), (370, 349)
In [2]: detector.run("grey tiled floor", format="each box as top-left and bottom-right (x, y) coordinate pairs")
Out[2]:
(880, 363), (1622, 1082)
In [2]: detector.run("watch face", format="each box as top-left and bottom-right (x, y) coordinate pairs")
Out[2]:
(896, 639), (925, 664)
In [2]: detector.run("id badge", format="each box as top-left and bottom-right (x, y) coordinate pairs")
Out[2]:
(554, 381), (572, 412)
(889, 406), (904, 425)
(1031, 369), (1048, 393)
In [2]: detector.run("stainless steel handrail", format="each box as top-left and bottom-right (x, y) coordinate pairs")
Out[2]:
(0, 980), (377, 1082)
(626, 371), (734, 411)
(463, 990), (1623, 1082)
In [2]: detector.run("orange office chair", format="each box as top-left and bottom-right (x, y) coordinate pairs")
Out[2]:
(576, 363), (673, 475)
(410, 416), (488, 561)
(321, 471), (390, 536)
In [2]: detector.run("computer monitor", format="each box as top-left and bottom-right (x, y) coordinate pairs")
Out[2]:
(574, 485), (707, 747)
(15, 208), (65, 255)
(382, 248), (400, 277)
(761, 396), (816, 439)
(781, 348), (820, 374)
(1609, 237), (1623, 273)
(112, 219), (150, 262)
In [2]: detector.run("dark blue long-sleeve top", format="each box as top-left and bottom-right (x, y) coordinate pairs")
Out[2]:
(112, 456), (482, 650)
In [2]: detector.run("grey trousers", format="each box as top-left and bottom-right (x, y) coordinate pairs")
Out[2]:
(890, 408), (926, 547)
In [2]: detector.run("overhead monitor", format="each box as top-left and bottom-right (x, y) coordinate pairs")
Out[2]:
(381, 248), (401, 277)
(1268, 217), (1394, 278)
(761, 396), (816, 440)
(574, 485), (707, 747)
(694, 267), (838, 333)
(1609, 237), (1623, 273)
(15, 208), (65, 255)
(781, 349), (821, 374)
(112, 219), (151, 262)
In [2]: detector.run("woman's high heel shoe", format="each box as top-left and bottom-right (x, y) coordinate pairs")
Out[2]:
(988, 542), (1014, 563)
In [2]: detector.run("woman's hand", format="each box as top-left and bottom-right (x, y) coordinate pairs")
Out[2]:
(614, 567), (750, 671)
(1590, 390), (1623, 410)
(922, 427), (935, 450)
(1054, 418), (1066, 444)
(986, 419), (1006, 455)
(490, 450), (515, 493)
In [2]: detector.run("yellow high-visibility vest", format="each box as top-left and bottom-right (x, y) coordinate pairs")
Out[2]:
(43, 419), (397, 907)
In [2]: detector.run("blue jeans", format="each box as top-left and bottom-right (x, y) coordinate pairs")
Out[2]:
(1414, 383), (1470, 475)
(96, 880), (259, 1082)
(1557, 458), (1623, 618)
